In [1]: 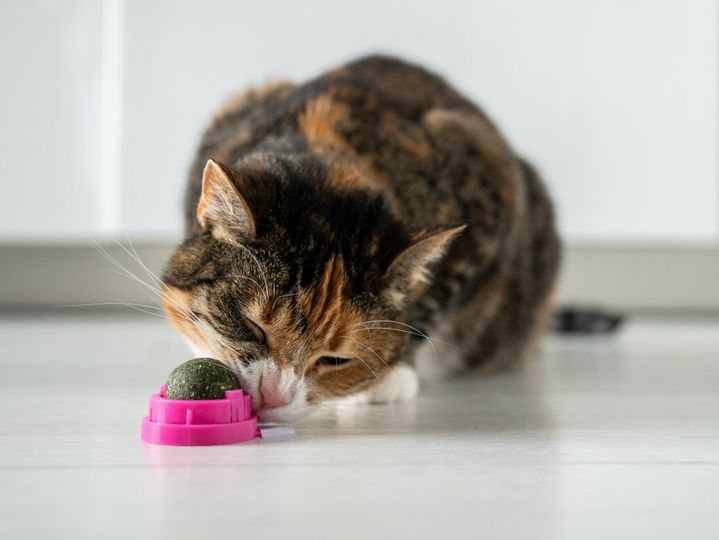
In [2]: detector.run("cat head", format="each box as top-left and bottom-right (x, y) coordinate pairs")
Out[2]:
(162, 156), (464, 422)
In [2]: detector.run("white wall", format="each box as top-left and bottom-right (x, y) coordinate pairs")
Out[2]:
(1, 0), (716, 245)
(0, 0), (103, 240)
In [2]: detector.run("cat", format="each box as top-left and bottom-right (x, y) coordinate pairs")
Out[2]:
(161, 55), (560, 422)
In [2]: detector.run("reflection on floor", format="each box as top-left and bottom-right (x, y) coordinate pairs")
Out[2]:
(1, 312), (717, 539)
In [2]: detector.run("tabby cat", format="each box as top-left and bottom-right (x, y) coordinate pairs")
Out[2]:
(162, 55), (560, 422)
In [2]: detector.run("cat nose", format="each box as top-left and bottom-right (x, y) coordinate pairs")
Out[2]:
(260, 379), (292, 408)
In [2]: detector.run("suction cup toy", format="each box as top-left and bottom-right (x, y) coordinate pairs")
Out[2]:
(141, 385), (259, 446)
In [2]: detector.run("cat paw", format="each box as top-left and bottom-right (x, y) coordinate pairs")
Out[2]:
(413, 340), (463, 381)
(368, 363), (419, 404)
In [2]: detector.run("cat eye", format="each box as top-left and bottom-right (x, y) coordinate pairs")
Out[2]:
(243, 317), (266, 343)
(316, 356), (352, 367)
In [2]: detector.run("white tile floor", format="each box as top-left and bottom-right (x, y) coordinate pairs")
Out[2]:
(0, 312), (718, 539)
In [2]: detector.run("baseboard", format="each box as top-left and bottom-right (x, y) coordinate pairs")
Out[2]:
(558, 245), (719, 311)
(1, 243), (718, 311)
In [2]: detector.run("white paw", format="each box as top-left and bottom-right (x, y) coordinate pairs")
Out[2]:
(413, 340), (463, 381)
(368, 364), (419, 404)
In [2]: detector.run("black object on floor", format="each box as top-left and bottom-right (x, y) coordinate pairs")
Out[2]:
(552, 306), (625, 335)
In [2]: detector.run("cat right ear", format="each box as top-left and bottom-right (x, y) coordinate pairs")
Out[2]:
(385, 224), (466, 295)
(196, 159), (256, 243)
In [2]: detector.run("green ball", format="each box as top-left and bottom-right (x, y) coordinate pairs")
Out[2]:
(164, 358), (240, 400)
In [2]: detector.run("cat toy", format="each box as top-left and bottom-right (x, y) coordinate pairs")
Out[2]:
(141, 358), (293, 445)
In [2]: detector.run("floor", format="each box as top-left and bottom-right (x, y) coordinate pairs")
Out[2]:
(0, 312), (717, 539)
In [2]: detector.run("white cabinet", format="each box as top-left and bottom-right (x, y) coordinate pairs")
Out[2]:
(1, 0), (716, 244)
(0, 0), (103, 241)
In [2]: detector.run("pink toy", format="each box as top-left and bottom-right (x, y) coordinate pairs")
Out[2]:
(141, 385), (259, 446)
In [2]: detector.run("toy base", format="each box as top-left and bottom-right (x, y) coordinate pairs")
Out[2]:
(141, 416), (259, 446)
(140, 387), (259, 446)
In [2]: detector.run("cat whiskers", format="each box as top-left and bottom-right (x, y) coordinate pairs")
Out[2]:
(210, 272), (269, 298)
(91, 239), (255, 364)
(59, 300), (168, 320)
(358, 326), (462, 350)
(93, 241), (163, 300)
(271, 292), (299, 311)
(108, 237), (277, 319)
(192, 317), (244, 360)
(339, 334), (382, 378)
(351, 319), (465, 364)
(115, 235), (165, 289)
(92, 239), (198, 325)
(195, 268), (273, 308)
(354, 341), (390, 372)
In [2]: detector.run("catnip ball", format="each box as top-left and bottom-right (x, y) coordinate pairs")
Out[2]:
(164, 358), (240, 400)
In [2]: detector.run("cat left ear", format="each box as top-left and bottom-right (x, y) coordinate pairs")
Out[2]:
(197, 159), (256, 242)
(385, 224), (466, 293)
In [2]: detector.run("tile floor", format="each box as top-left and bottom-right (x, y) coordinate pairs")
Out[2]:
(0, 311), (717, 539)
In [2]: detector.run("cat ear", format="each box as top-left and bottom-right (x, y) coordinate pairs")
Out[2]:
(196, 159), (256, 242)
(385, 224), (466, 294)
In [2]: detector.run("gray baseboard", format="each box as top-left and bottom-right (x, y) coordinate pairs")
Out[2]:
(1, 243), (718, 312)
(558, 245), (719, 311)
(0, 243), (174, 309)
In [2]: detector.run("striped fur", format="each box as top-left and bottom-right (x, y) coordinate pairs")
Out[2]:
(162, 55), (560, 420)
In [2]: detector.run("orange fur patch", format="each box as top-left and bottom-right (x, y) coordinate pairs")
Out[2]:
(381, 110), (432, 159)
(298, 95), (382, 193)
(238, 259), (368, 377)
(298, 94), (350, 150)
(243, 297), (305, 369)
(296, 255), (405, 401)
(300, 256), (355, 352)
(163, 272), (399, 402)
